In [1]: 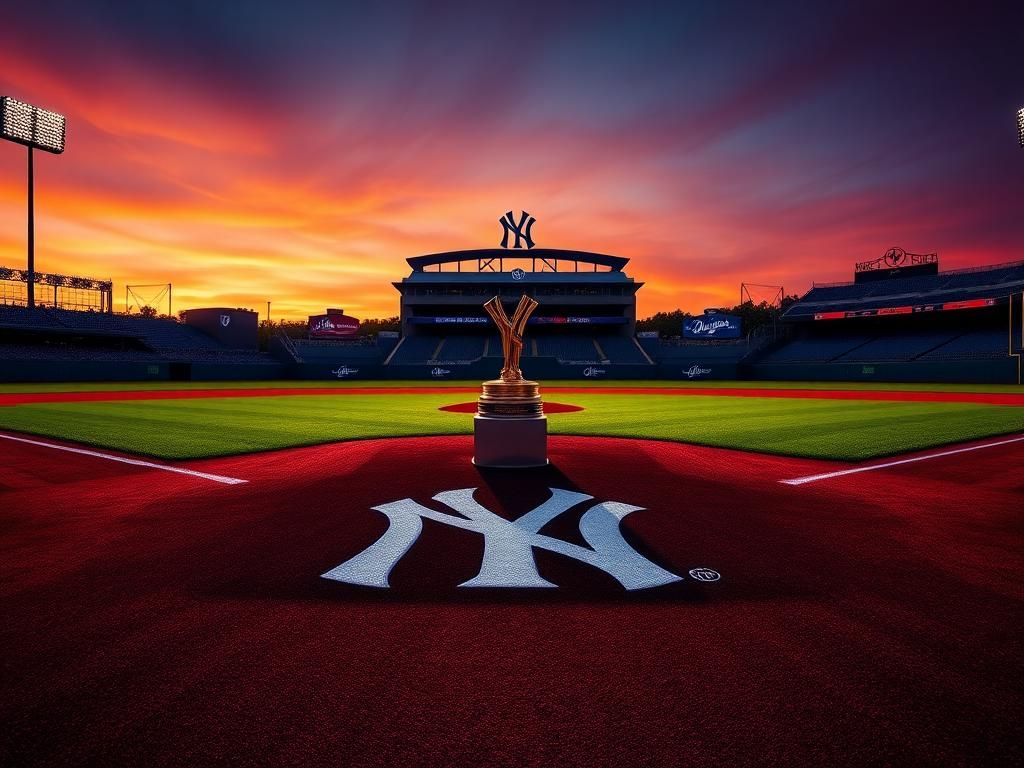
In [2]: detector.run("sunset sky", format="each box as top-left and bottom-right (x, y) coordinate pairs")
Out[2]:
(0, 1), (1021, 321)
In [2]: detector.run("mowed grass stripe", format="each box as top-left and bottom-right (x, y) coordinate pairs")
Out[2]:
(1, 392), (1023, 462)
(1, 379), (1023, 394)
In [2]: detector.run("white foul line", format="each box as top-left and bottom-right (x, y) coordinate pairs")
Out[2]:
(0, 433), (247, 485)
(780, 434), (1024, 486)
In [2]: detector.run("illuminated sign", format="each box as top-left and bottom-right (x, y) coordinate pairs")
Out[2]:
(309, 313), (360, 338)
(814, 297), (999, 320)
(684, 314), (742, 339)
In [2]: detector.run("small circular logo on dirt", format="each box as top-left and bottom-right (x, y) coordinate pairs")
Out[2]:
(689, 568), (721, 582)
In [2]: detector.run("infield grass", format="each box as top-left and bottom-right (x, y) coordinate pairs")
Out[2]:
(1, 389), (1022, 461)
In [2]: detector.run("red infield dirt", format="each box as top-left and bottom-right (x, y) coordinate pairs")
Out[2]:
(1, 432), (1022, 766)
(3, 385), (1024, 406)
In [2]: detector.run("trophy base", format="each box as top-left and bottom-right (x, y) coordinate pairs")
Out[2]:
(477, 379), (544, 417)
(473, 414), (548, 469)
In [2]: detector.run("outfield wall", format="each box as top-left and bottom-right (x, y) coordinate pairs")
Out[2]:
(751, 359), (1019, 384)
(0, 360), (286, 383)
(0, 360), (169, 382)
(1, 355), (1016, 384)
(299, 360), (655, 385)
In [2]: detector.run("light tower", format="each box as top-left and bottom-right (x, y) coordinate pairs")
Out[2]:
(0, 96), (67, 309)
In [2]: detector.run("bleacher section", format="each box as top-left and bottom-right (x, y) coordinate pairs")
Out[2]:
(293, 339), (383, 361)
(787, 261), (1024, 320)
(919, 329), (1007, 361)
(0, 343), (164, 362)
(759, 335), (874, 363)
(0, 305), (281, 381)
(0, 306), (224, 351)
(755, 259), (1023, 383)
(436, 335), (485, 363)
(389, 335), (442, 364)
(655, 342), (752, 361)
(535, 336), (600, 363)
(595, 335), (650, 364)
(485, 335), (502, 357)
(835, 331), (959, 362)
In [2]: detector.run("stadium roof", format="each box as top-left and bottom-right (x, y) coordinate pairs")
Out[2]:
(406, 248), (629, 273)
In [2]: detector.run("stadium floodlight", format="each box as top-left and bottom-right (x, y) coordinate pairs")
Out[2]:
(1, 96), (66, 154)
(0, 96), (67, 309)
(1018, 106), (1024, 147)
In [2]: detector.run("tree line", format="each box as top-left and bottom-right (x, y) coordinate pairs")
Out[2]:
(635, 297), (800, 338)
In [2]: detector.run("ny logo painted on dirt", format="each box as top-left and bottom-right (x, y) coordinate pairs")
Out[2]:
(321, 487), (682, 590)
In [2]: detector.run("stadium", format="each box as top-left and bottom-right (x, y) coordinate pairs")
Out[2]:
(1, 2), (1022, 764)
(3, 245), (1021, 384)
(2, 233), (1023, 766)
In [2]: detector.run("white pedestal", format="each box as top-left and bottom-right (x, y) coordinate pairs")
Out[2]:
(473, 414), (548, 468)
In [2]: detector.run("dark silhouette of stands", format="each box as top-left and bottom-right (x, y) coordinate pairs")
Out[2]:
(786, 261), (1024, 320)
(754, 260), (1022, 381)
(0, 305), (276, 365)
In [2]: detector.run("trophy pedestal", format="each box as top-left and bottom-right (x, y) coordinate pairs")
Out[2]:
(473, 379), (548, 468)
(473, 415), (548, 468)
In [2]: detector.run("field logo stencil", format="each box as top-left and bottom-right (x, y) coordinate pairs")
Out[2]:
(322, 487), (682, 590)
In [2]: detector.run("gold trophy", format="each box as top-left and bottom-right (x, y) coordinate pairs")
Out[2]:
(473, 294), (548, 467)
(478, 295), (544, 417)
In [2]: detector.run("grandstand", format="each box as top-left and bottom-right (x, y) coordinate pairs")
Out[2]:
(754, 259), (1024, 383)
(0, 304), (281, 382)
(1, 245), (1020, 384)
(382, 248), (655, 379)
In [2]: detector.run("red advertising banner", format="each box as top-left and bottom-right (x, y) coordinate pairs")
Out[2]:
(309, 313), (360, 338)
(942, 299), (996, 311)
(814, 297), (1000, 320)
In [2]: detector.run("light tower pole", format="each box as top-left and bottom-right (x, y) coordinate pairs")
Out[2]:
(1, 96), (66, 309)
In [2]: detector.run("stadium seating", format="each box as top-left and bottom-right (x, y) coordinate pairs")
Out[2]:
(535, 336), (600, 363)
(834, 331), (958, 362)
(0, 342), (164, 362)
(0, 305), (223, 350)
(595, 335), (651, 364)
(484, 335), (502, 357)
(389, 335), (442, 364)
(656, 342), (752, 361)
(918, 329), (1008, 360)
(293, 340), (383, 361)
(435, 335), (485, 362)
(759, 334), (874, 363)
(787, 261), (1024, 320)
(0, 305), (284, 366)
(0, 305), (67, 329)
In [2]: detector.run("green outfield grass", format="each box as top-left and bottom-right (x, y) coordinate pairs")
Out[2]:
(1, 388), (1022, 461)
(0, 378), (1023, 393)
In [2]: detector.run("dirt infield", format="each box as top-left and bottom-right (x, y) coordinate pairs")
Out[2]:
(3, 385), (1024, 406)
(2, 432), (1021, 766)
